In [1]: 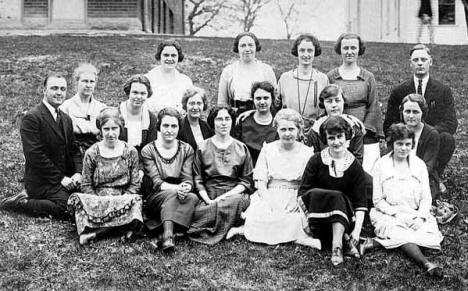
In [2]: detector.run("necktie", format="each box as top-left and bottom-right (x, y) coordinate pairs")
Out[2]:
(417, 79), (423, 96)
(55, 109), (61, 125)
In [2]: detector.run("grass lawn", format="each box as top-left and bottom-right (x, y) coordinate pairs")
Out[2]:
(0, 34), (467, 290)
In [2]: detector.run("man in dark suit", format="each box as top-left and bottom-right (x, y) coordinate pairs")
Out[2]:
(0, 73), (82, 219)
(384, 44), (458, 186)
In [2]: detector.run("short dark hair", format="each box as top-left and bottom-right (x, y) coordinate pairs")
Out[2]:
(181, 86), (208, 111)
(96, 107), (124, 133)
(250, 81), (275, 100)
(43, 72), (67, 87)
(123, 74), (152, 98)
(156, 107), (182, 131)
(233, 32), (261, 53)
(334, 33), (366, 56)
(155, 39), (184, 62)
(319, 116), (353, 144)
(318, 84), (348, 110)
(400, 93), (428, 121)
(291, 34), (322, 57)
(386, 123), (415, 151)
(410, 43), (431, 57)
(207, 104), (236, 130)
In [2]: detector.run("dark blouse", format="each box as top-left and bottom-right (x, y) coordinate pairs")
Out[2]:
(177, 116), (214, 151)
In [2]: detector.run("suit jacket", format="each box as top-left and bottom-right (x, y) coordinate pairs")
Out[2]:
(383, 77), (458, 135)
(177, 116), (214, 151)
(20, 103), (82, 196)
(416, 124), (440, 196)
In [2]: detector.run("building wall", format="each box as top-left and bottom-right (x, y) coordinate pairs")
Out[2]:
(0, 0), (22, 28)
(0, 0), (154, 31)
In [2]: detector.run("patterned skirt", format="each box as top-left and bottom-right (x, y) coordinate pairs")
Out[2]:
(68, 193), (143, 235)
(187, 184), (250, 245)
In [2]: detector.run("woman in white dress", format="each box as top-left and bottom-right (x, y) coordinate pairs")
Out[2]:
(145, 39), (193, 114)
(362, 123), (443, 277)
(227, 108), (321, 249)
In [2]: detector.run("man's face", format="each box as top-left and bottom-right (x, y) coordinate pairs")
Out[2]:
(410, 49), (432, 78)
(44, 76), (67, 108)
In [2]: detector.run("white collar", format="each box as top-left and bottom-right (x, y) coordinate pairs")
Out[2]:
(42, 99), (58, 119)
(119, 101), (150, 130)
(413, 74), (429, 96)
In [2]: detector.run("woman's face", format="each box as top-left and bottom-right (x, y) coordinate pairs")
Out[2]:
(326, 131), (347, 155)
(214, 109), (232, 137)
(393, 138), (413, 160)
(297, 40), (315, 66)
(186, 94), (204, 120)
(238, 36), (256, 62)
(277, 119), (299, 146)
(101, 118), (120, 145)
(253, 88), (272, 114)
(340, 38), (359, 64)
(160, 45), (179, 70)
(77, 72), (96, 98)
(160, 115), (179, 142)
(324, 94), (345, 116)
(402, 101), (423, 127)
(128, 82), (148, 109)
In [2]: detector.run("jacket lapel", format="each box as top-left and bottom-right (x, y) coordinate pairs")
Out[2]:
(40, 103), (65, 141)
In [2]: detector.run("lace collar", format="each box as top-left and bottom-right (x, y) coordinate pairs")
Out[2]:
(321, 148), (355, 178)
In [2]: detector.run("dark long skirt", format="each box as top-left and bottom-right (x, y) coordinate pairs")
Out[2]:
(187, 184), (250, 245)
(299, 188), (355, 248)
(145, 189), (199, 233)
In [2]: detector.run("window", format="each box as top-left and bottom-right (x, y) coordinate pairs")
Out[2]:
(439, 0), (456, 25)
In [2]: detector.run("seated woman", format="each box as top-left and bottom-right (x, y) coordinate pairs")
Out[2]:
(145, 39), (193, 114)
(298, 116), (367, 266)
(187, 105), (254, 245)
(234, 81), (278, 165)
(60, 63), (107, 157)
(119, 74), (158, 157)
(363, 124), (443, 277)
(177, 86), (214, 150)
(228, 109), (321, 248)
(141, 108), (199, 252)
(218, 32), (277, 114)
(305, 84), (365, 164)
(68, 108), (143, 245)
(400, 94), (440, 199)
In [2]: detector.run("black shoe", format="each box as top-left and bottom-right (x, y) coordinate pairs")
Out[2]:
(0, 191), (28, 210)
(162, 237), (175, 252)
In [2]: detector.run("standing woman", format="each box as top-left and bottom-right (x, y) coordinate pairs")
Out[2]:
(145, 39), (193, 113)
(278, 33), (329, 131)
(68, 108), (143, 245)
(119, 74), (158, 157)
(234, 81), (278, 165)
(141, 108), (199, 251)
(177, 86), (214, 151)
(327, 33), (383, 173)
(218, 32), (277, 114)
(400, 94), (440, 199)
(187, 105), (254, 245)
(60, 63), (107, 157)
(298, 116), (367, 266)
(363, 124), (443, 277)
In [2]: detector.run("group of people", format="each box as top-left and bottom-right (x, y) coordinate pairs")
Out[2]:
(0, 32), (458, 277)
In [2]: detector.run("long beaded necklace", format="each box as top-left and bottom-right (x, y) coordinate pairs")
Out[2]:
(296, 68), (315, 116)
